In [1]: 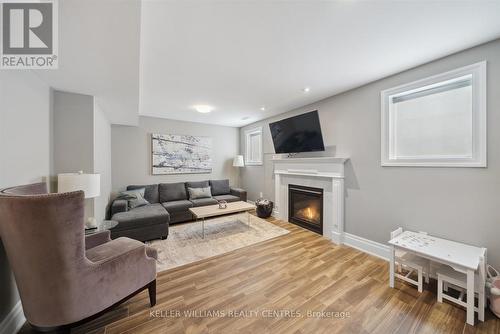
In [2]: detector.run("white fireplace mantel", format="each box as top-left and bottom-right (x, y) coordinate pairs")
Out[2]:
(273, 156), (349, 244)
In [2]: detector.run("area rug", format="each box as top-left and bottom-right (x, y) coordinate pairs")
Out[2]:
(147, 213), (289, 272)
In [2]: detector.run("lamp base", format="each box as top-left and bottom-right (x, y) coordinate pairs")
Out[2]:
(85, 217), (98, 229)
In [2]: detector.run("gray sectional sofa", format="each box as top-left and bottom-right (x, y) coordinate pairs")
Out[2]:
(109, 179), (246, 241)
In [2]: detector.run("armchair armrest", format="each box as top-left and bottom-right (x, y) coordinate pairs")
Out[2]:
(81, 238), (157, 314)
(111, 199), (128, 216)
(87, 237), (152, 264)
(85, 230), (111, 250)
(230, 187), (247, 202)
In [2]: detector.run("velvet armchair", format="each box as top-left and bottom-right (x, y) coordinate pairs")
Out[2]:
(0, 183), (158, 332)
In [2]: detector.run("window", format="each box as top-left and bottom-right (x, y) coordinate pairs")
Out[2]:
(245, 127), (263, 165)
(381, 61), (486, 167)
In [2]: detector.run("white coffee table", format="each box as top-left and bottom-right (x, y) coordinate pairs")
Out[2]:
(189, 201), (256, 238)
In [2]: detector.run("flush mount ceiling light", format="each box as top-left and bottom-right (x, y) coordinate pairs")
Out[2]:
(260, 106), (266, 111)
(194, 105), (214, 113)
(302, 87), (311, 93)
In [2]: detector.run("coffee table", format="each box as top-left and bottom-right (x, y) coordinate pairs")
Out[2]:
(189, 201), (256, 238)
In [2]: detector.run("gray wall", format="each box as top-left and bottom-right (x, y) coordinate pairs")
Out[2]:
(52, 91), (112, 223)
(53, 91), (94, 173)
(93, 103), (112, 222)
(53, 91), (95, 220)
(112, 116), (240, 193)
(240, 39), (500, 268)
(0, 72), (51, 325)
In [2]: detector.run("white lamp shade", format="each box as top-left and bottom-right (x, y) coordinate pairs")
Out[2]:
(233, 155), (245, 167)
(58, 173), (101, 198)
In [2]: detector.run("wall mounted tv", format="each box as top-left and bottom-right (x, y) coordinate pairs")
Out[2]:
(269, 110), (325, 154)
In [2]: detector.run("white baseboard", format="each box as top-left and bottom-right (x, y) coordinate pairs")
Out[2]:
(343, 233), (390, 261)
(0, 301), (25, 334)
(331, 231), (344, 245)
(268, 213), (389, 262)
(271, 208), (279, 218)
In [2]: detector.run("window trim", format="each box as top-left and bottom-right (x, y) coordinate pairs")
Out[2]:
(380, 61), (487, 167)
(245, 127), (263, 166)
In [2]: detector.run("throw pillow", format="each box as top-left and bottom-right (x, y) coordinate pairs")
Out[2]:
(117, 188), (150, 209)
(210, 179), (230, 196)
(188, 186), (212, 200)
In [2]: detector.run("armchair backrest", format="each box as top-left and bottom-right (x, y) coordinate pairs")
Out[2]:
(0, 183), (86, 324)
(1, 182), (48, 195)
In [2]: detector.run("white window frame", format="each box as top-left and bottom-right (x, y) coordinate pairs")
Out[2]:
(245, 127), (263, 166)
(381, 61), (487, 167)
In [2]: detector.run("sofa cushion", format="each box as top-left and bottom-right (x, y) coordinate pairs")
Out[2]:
(162, 200), (193, 213)
(127, 184), (159, 204)
(190, 198), (218, 207)
(185, 180), (209, 190)
(213, 194), (240, 203)
(210, 179), (230, 196)
(188, 186), (212, 200)
(111, 204), (169, 231)
(169, 211), (193, 224)
(116, 188), (150, 209)
(159, 182), (187, 202)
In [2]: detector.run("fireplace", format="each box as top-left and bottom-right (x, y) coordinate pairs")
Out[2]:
(288, 184), (323, 234)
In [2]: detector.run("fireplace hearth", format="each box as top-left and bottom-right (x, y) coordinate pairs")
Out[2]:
(288, 184), (323, 234)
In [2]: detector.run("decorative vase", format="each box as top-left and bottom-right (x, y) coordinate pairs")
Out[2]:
(256, 199), (273, 218)
(218, 200), (227, 209)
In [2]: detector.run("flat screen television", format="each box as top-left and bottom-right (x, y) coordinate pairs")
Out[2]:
(269, 110), (325, 154)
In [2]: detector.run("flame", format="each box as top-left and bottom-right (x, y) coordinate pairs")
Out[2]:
(296, 206), (320, 223)
(306, 207), (313, 220)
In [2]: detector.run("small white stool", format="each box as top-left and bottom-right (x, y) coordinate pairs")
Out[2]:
(437, 263), (485, 322)
(391, 228), (430, 293)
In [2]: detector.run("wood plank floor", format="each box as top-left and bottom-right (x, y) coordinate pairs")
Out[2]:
(20, 214), (500, 334)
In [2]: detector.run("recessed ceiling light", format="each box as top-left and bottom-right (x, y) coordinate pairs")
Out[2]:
(302, 87), (311, 93)
(194, 105), (214, 113)
(260, 106), (266, 111)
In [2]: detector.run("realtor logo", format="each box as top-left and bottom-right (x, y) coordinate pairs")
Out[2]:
(1, 0), (58, 69)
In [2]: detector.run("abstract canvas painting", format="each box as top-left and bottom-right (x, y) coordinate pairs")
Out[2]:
(151, 134), (212, 174)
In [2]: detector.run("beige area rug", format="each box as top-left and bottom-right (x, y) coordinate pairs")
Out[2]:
(147, 213), (289, 272)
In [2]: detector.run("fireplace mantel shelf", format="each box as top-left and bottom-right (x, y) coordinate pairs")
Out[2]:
(272, 156), (349, 164)
(274, 170), (344, 179)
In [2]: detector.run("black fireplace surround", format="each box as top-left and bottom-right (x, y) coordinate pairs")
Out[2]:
(288, 184), (323, 234)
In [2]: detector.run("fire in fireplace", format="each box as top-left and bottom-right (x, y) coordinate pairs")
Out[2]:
(288, 184), (323, 234)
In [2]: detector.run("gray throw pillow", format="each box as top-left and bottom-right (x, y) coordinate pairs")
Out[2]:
(210, 179), (230, 196)
(188, 187), (212, 200)
(117, 188), (150, 209)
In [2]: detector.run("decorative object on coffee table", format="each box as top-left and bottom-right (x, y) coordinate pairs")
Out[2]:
(218, 200), (227, 209)
(256, 198), (274, 218)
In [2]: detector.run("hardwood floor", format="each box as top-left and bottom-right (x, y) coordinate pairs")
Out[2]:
(19, 215), (500, 334)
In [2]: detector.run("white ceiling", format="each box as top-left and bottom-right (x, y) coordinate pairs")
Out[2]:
(35, 0), (141, 125)
(139, 0), (500, 127)
(34, 1), (500, 127)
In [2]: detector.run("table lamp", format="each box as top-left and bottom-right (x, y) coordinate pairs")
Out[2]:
(58, 171), (101, 229)
(233, 155), (245, 167)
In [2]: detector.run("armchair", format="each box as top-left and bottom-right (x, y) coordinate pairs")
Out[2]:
(0, 183), (157, 332)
